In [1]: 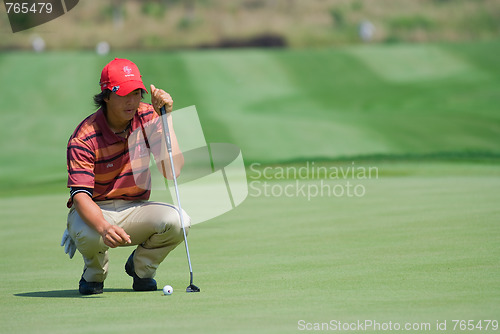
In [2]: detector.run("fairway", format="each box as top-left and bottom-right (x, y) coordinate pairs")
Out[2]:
(1, 40), (500, 197)
(0, 39), (499, 333)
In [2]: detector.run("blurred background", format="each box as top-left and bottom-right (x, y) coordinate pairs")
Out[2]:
(1, 0), (500, 50)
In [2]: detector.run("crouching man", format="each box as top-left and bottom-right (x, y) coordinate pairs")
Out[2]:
(61, 58), (190, 295)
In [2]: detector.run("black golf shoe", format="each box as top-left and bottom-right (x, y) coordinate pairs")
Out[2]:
(79, 276), (103, 295)
(125, 251), (157, 291)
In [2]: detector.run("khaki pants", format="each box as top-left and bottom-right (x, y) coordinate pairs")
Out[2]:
(67, 200), (190, 282)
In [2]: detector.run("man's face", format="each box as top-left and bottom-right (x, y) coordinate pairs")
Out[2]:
(105, 89), (142, 122)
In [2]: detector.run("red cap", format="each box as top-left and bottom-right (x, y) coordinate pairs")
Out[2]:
(99, 58), (148, 96)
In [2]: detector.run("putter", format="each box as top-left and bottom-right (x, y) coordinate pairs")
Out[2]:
(160, 106), (200, 293)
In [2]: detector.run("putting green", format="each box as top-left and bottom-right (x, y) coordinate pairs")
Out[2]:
(0, 162), (498, 333)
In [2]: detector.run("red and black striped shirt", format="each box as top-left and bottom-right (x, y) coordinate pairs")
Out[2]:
(66, 102), (162, 207)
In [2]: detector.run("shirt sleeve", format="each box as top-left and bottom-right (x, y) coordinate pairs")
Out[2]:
(70, 187), (93, 199)
(138, 108), (164, 159)
(67, 137), (96, 189)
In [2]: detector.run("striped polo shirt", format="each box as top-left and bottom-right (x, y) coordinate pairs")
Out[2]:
(66, 102), (161, 207)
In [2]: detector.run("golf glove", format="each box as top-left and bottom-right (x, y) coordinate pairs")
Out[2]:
(60, 229), (76, 259)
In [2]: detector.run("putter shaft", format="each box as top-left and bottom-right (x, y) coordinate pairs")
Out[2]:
(160, 106), (199, 292)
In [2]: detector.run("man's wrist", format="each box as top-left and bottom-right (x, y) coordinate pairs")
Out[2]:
(96, 221), (112, 236)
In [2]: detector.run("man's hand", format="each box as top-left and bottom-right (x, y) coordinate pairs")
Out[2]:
(150, 84), (173, 116)
(61, 229), (76, 259)
(100, 224), (132, 248)
(72, 193), (131, 249)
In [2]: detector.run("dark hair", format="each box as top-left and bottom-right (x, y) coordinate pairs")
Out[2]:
(93, 89), (146, 111)
(93, 90), (111, 111)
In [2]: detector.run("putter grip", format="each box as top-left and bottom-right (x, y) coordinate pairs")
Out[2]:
(160, 106), (173, 153)
(160, 105), (167, 116)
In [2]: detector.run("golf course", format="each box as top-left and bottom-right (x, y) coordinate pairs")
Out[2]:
(0, 39), (499, 333)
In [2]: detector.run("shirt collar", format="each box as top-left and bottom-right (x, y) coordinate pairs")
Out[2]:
(96, 108), (139, 145)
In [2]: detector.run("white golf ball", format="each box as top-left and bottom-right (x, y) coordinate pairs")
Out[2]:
(163, 285), (173, 295)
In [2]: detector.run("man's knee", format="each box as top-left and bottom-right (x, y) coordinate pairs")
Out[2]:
(160, 208), (191, 241)
(68, 210), (107, 257)
(73, 229), (107, 258)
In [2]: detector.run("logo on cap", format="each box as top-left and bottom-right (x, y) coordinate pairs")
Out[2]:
(112, 86), (120, 92)
(123, 66), (134, 77)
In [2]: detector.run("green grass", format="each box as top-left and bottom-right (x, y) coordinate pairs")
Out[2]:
(0, 40), (499, 333)
(1, 40), (500, 196)
(0, 162), (499, 333)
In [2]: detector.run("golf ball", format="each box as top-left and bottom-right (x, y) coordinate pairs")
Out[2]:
(163, 285), (173, 295)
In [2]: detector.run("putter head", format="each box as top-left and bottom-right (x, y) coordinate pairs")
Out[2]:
(186, 284), (200, 293)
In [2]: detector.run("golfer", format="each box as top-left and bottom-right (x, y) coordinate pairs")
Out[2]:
(61, 58), (190, 295)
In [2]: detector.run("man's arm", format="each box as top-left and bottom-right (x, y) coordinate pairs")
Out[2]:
(73, 193), (131, 248)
